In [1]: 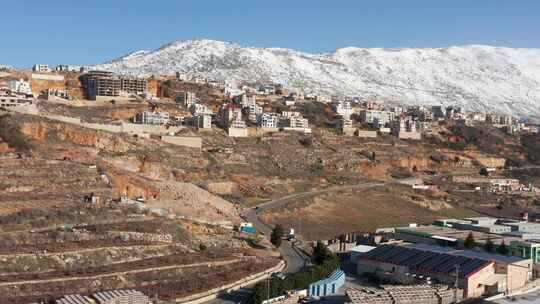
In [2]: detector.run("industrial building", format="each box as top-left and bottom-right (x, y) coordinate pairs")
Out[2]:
(308, 268), (345, 297)
(80, 70), (147, 100)
(55, 289), (151, 304)
(345, 285), (463, 304)
(357, 244), (531, 298)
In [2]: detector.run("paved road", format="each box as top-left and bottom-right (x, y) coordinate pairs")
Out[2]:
(244, 182), (385, 273)
(204, 182), (385, 304)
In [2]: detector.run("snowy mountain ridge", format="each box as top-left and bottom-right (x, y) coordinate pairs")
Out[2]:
(95, 39), (540, 118)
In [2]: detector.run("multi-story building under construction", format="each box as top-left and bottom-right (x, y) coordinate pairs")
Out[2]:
(80, 70), (147, 100)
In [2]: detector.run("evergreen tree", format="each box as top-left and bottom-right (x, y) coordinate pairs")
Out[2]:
(464, 232), (476, 249)
(270, 225), (284, 248)
(312, 241), (332, 265)
(497, 241), (509, 255)
(483, 238), (495, 252)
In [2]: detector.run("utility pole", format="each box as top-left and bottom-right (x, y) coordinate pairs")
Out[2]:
(454, 264), (460, 304)
(266, 274), (270, 302)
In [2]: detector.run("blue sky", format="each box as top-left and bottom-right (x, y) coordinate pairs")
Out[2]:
(1, 0), (539, 68)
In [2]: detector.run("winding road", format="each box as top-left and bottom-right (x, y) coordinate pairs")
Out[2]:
(243, 182), (385, 273)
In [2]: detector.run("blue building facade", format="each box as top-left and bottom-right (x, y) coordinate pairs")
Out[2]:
(308, 268), (345, 297)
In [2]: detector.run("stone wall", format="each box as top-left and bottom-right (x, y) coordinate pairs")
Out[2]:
(161, 136), (202, 148)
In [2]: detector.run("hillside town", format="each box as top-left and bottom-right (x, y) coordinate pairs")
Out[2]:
(1, 59), (540, 304)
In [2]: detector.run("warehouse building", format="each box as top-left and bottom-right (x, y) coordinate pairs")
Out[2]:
(308, 268), (345, 297)
(357, 244), (532, 298)
(345, 285), (463, 304)
(55, 289), (151, 304)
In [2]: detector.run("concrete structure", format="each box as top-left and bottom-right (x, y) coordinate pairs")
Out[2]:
(8, 78), (32, 95)
(176, 91), (197, 108)
(55, 65), (79, 72)
(337, 116), (355, 135)
(308, 268), (345, 297)
(258, 113), (279, 128)
(432, 106), (445, 119)
(356, 130), (378, 138)
(346, 285), (463, 304)
(196, 114), (212, 129)
(80, 70), (147, 100)
(45, 88), (71, 100)
(0, 88), (34, 108)
(190, 103), (213, 116)
(32, 64), (50, 73)
(161, 136), (202, 148)
(219, 104), (243, 128)
(349, 244), (376, 264)
(360, 110), (395, 126)
(31, 73), (65, 81)
(133, 111), (169, 125)
(357, 244), (532, 298)
(392, 118), (421, 140)
(333, 101), (353, 118)
(510, 240), (540, 264)
(281, 112), (309, 129)
(55, 289), (150, 304)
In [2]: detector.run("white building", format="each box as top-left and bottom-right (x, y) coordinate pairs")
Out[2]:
(258, 113), (279, 128)
(32, 64), (50, 73)
(242, 96), (262, 122)
(190, 103), (213, 116)
(8, 79), (32, 95)
(133, 111), (170, 125)
(55, 65), (79, 72)
(360, 110), (395, 126)
(0, 88), (34, 108)
(333, 101), (353, 119)
(196, 114), (212, 129)
(391, 118), (421, 140)
(337, 116), (355, 135)
(220, 104), (244, 128)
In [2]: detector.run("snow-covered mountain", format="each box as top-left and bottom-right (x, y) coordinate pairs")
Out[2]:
(95, 39), (540, 118)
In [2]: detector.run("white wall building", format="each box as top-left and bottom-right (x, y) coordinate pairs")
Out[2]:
(133, 111), (170, 125)
(32, 64), (50, 73)
(8, 79), (32, 95)
(258, 113), (279, 128)
(360, 110), (395, 126)
(196, 114), (212, 129)
(190, 103), (213, 116)
(333, 101), (353, 119)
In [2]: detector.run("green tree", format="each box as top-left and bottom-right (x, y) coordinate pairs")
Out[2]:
(497, 241), (509, 255)
(483, 238), (495, 253)
(270, 225), (284, 248)
(464, 232), (476, 249)
(479, 167), (489, 176)
(312, 241), (333, 265)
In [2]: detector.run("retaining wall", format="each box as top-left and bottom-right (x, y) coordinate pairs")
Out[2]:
(161, 136), (202, 148)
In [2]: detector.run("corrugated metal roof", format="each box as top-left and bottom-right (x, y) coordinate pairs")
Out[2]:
(360, 245), (491, 278)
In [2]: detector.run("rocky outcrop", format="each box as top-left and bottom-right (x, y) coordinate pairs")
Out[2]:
(20, 122), (134, 153)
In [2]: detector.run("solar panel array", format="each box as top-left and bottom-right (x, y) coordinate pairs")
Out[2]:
(361, 245), (491, 278)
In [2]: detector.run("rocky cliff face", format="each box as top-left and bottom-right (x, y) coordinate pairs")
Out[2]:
(96, 39), (540, 119)
(20, 121), (134, 153)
